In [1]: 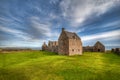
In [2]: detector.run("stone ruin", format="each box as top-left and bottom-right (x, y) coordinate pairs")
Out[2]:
(83, 41), (105, 52)
(42, 28), (82, 55)
(111, 48), (120, 55)
(42, 28), (106, 55)
(42, 41), (58, 53)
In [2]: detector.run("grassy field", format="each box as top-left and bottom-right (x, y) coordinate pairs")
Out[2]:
(0, 51), (120, 80)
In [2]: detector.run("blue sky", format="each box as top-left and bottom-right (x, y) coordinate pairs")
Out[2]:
(0, 0), (120, 49)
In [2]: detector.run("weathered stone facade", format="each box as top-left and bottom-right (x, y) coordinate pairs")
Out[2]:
(48, 41), (58, 53)
(42, 41), (58, 53)
(83, 41), (105, 52)
(83, 46), (93, 52)
(58, 28), (82, 55)
(93, 41), (105, 52)
(42, 28), (106, 55)
(42, 42), (48, 51)
(42, 28), (82, 55)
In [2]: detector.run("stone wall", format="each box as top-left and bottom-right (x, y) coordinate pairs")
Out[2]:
(58, 29), (82, 55)
(42, 41), (58, 53)
(58, 31), (69, 55)
(111, 48), (120, 55)
(42, 42), (48, 51)
(93, 44), (105, 52)
(83, 41), (105, 52)
(83, 46), (93, 52)
(68, 39), (82, 55)
(42, 28), (83, 55)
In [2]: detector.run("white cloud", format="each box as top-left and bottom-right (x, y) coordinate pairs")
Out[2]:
(0, 17), (11, 23)
(49, 13), (58, 19)
(101, 20), (120, 28)
(102, 36), (120, 41)
(106, 44), (120, 46)
(60, 0), (119, 27)
(0, 40), (43, 48)
(67, 28), (85, 33)
(81, 29), (120, 41)
(0, 26), (31, 40)
(30, 16), (52, 36)
(0, 26), (22, 34)
(30, 16), (59, 38)
(49, 0), (59, 4)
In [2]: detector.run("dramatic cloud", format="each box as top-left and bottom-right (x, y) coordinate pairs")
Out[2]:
(0, 26), (31, 40)
(60, 0), (120, 27)
(81, 29), (120, 41)
(0, 0), (120, 49)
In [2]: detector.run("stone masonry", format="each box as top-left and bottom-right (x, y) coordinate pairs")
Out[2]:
(83, 41), (105, 52)
(42, 28), (83, 55)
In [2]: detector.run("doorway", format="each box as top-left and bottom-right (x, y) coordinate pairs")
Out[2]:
(98, 49), (100, 52)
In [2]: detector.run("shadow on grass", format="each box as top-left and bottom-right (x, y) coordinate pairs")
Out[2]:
(41, 51), (58, 56)
(0, 68), (30, 80)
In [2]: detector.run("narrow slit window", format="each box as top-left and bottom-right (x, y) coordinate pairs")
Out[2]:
(72, 49), (74, 52)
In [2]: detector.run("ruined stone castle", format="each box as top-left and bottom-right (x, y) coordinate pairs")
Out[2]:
(42, 28), (105, 55)
(42, 28), (82, 55)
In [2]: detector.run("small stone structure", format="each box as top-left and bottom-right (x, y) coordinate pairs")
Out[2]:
(42, 42), (48, 51)
(48, 41), (58, 53)
(83, 41), (105, 52)
(83, 46), (93, 52)
(93, 41), (105, 52)
(42, 41), (58, 53)
(111, 48), (120, 55)
(42, 28), (82, 55)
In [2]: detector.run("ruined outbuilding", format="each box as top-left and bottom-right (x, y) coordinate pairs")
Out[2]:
(111, 48), (120, 55)
(48, 41), (58, 53)
(42, 42), (48, 51)
(83, 41), (105, 52)
(93, 41), (105, 52)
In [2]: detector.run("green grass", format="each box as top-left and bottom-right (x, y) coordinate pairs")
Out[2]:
(0, 51), (120, 80)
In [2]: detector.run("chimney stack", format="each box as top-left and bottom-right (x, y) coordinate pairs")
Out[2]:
(62, 28), (65, 31)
